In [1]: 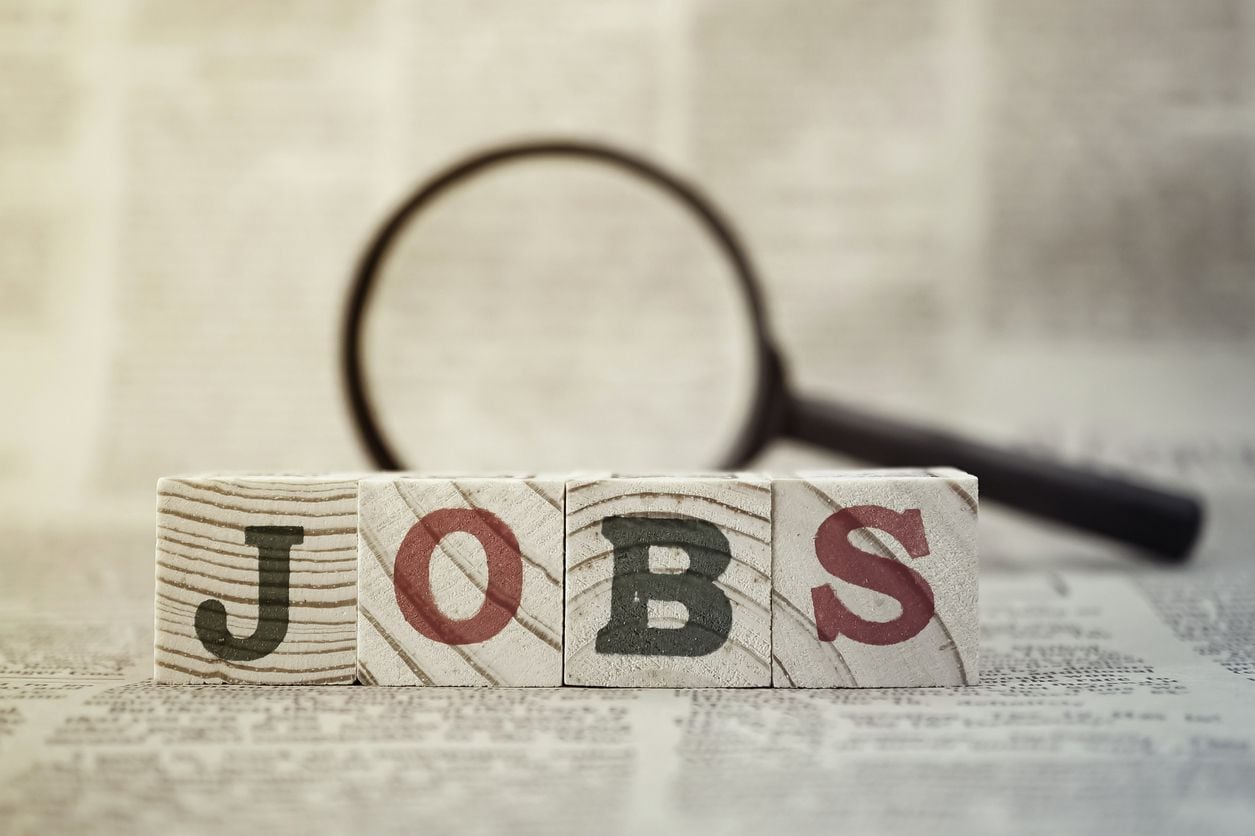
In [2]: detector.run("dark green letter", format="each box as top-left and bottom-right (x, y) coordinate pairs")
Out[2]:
(594, 516), (733, 657)
(195, 525), (303, 661)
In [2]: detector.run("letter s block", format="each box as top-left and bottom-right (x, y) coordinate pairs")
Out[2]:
(771, 470), (979, 688)
(154, 474), (359, 684)
(564, 475), (772, 687)
(356, 476), (564, 686)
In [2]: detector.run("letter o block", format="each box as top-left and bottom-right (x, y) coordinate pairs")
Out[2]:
(356, 476), (564, 686)
(564, 475), (772, 687)
(772, 470), (979, 688)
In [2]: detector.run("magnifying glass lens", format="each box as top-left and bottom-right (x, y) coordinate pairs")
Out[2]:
(363, 159), (760, 471)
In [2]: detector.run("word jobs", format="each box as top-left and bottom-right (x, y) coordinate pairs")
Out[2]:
(153, 471), (978, 688)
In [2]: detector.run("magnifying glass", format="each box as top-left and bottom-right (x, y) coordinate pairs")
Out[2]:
(342, 139), (1203, 562)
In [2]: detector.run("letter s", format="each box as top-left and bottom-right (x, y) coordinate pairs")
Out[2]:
(811, 506), (934, 646)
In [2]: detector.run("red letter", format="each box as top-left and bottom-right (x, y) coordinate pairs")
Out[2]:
(811, 505), (935, 646)
(394, 508), (522, 645)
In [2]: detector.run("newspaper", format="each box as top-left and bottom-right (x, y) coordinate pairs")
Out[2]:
(1, 519), (1254, 835)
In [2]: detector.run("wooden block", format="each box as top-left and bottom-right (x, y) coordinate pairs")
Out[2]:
(356, 476), (564, 686)
(771, 469), (979, 688)
(154, 474), (359, 684)
(564, 474), (772, 687)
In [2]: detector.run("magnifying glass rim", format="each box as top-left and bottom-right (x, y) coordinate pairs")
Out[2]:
(341, 137), (785, 471)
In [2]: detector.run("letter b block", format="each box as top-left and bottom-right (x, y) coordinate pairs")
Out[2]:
(772, 470), (979, 688)
(564, 475), (772, 687)
(356, 476), (564, 686)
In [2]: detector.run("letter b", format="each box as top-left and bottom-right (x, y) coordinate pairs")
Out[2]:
(595, 516), (733, 657)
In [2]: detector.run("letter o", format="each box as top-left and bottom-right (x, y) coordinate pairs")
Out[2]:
(394, 508), (523, 645)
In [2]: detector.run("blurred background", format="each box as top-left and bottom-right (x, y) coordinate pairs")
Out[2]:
(2, 0), (1253, 562)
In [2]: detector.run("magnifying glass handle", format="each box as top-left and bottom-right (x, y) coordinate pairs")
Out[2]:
(784, 395), (1203, 562)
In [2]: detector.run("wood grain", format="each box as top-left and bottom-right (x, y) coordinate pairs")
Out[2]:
(564, 474), (772, 687)
(357, 476), (564, 686)
(771, 469), (979, 688)
(154, 474), (359, 684)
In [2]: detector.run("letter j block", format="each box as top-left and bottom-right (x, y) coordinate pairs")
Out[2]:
(771, 470), (979, 688)
(154, 475), (359, 684)
(564, 475), (772, 687)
